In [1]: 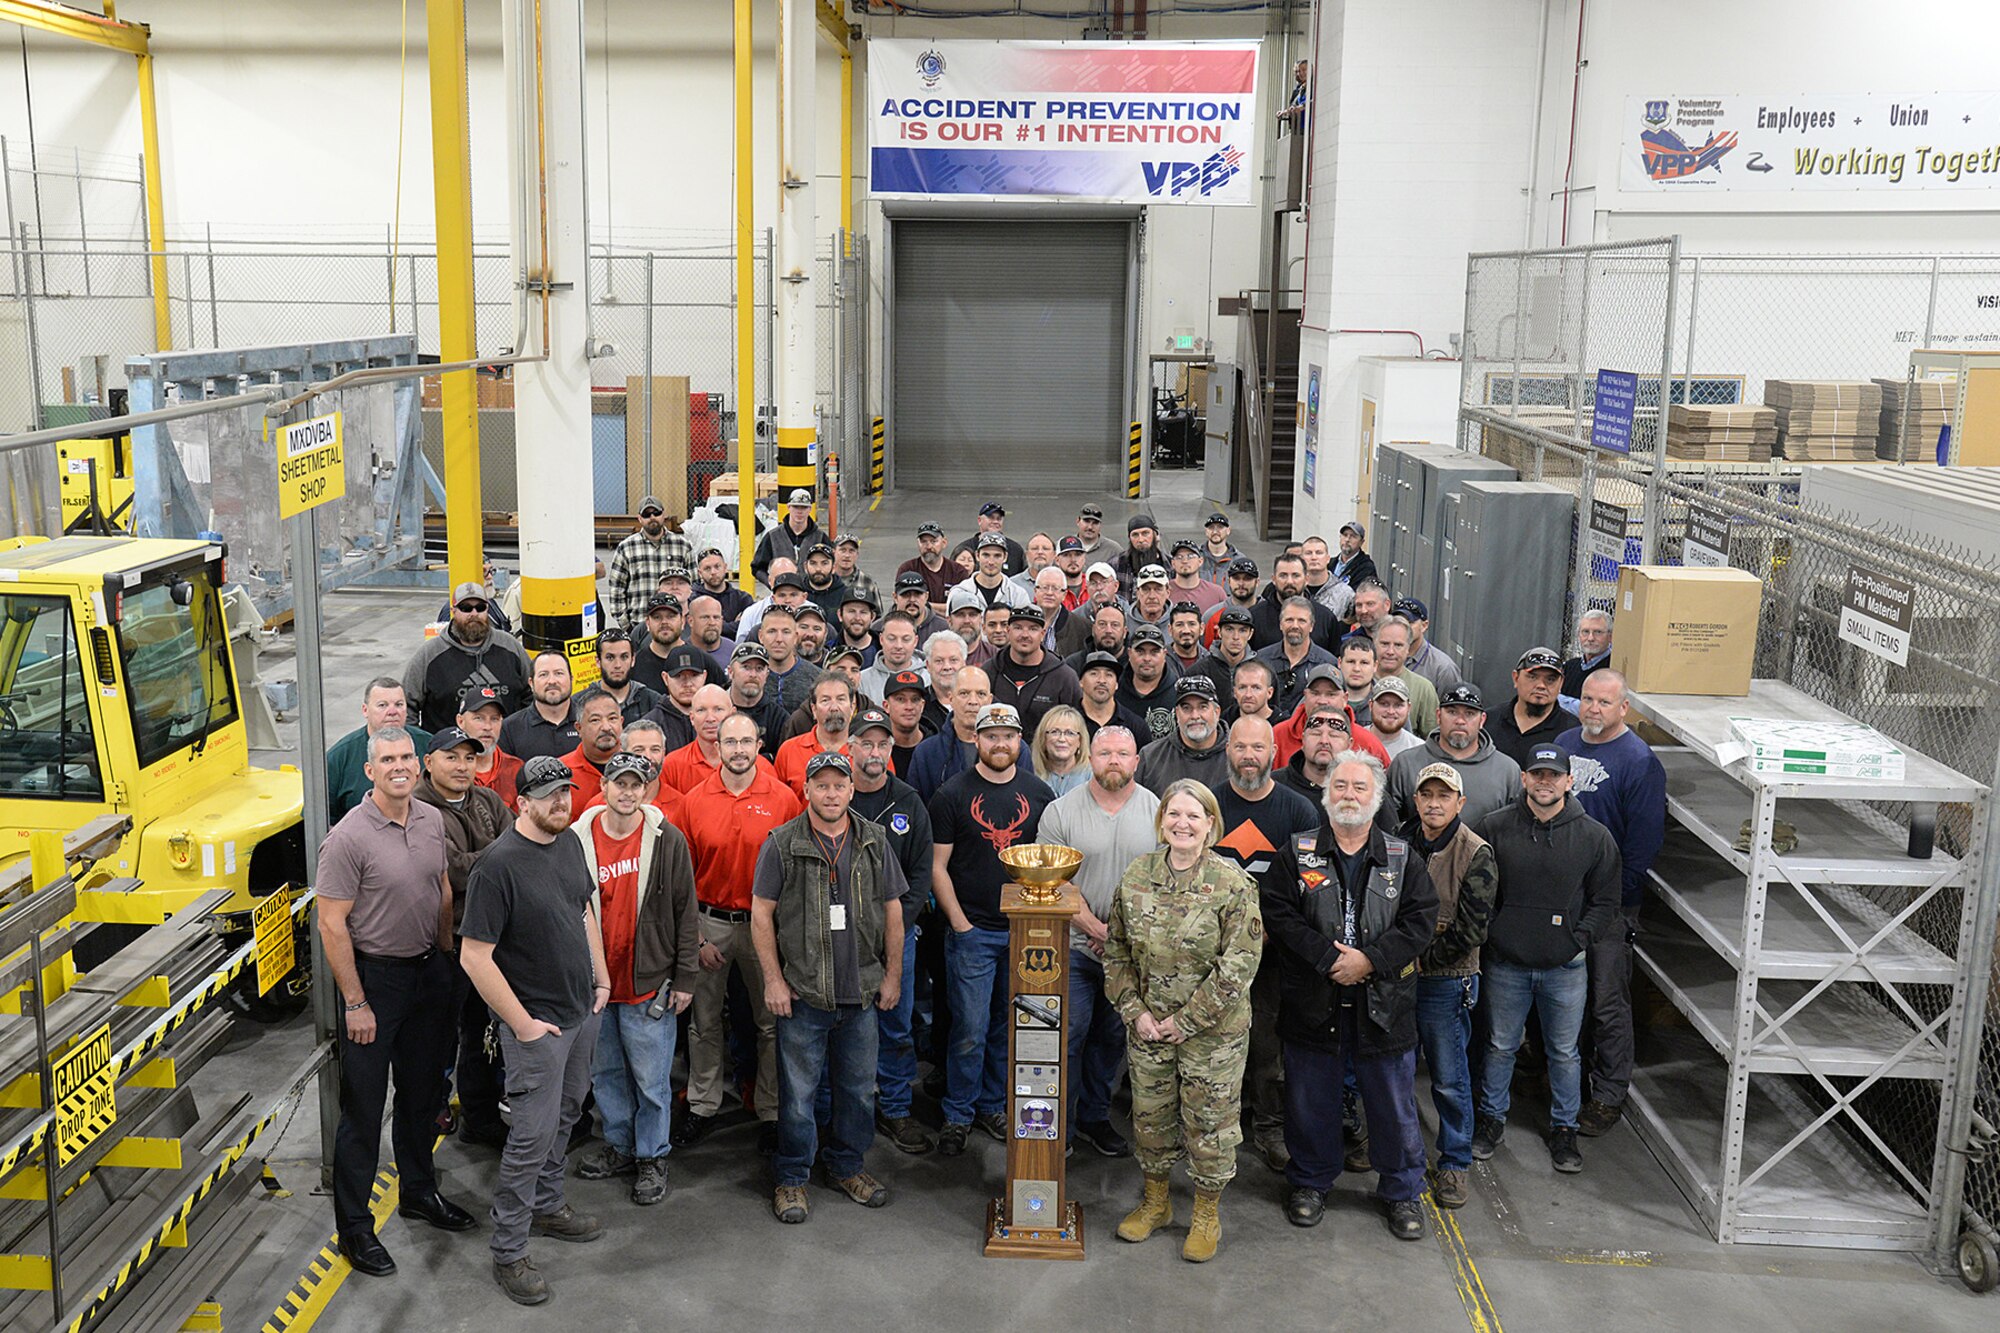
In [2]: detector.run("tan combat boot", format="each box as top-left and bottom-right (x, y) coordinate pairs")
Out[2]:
(1116, 1175), (1174, 1242)
(1181, 1188), (1222, 1262)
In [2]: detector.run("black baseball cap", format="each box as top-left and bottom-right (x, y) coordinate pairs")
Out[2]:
(1010, 604), (1046, 625)
(457, 683), (506, 714)
(661, 564), (691, 583)
(1205, 511), (1230, 527)
(805, 751), (853, 780)
(1128, 623), (1167, 647)
(1169, 601), (1202, 620)
(917, 521), (945, 538)
(1516, 646), (1563, 673)
(518, 754), (578, 800)
(979, 502), (1006, 518)
(1227, 556), (1259, 577)
(1394, 597), (1429, 622)
(1057, 535), (1084, 554)
(823, 643), (865, 667)
(852, 707), (893, 737)
(772, 571), (808, 591)
(664, 644), (709, 678)
(427, 726), (483, 756)
(840, 587), (875, 608)
(805, 542), (836, 560)
(1174, 675), (1219, 704)
(1217, 606), (1253, 628)
(884, 669), (928, 697)
(1525, 745), (1571, 774)
(603, 752), (657, 785)
(1170, 538), (1201, 556)
(793, 603), (826, 623)
(895, 570), (928, 591)
(646, 591), (683, 615)
(731, 641), (770, 664)
(1080, 650), (1122, 676)
(1440, 683), (1486, 711)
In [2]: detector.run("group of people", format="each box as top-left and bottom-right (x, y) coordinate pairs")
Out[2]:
(315, 492), (1665, 1302)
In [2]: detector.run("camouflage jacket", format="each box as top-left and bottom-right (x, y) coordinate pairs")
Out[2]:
(1103, 850), (1263, 1039)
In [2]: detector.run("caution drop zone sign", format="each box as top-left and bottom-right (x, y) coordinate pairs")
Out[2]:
(55, 1023), (116, 1165)
(275, 411), (345, 518)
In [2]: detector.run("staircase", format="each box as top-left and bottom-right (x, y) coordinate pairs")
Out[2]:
(1238, 301), (1303, 541)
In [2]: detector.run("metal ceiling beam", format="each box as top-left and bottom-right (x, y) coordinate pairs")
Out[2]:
(0, 0), (147, 56)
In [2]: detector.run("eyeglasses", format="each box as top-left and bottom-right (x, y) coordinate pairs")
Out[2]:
(456, 600), (489, 613)
(1043, 728), (1081, 740)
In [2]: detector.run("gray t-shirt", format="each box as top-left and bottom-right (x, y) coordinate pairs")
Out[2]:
(753, 823), (906, 1005)
(316, 796), (450, 958)
(1037, 782), (1161, 954)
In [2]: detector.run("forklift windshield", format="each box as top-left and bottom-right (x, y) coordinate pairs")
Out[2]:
(0, 593), (104, 799)
(116, 572), (240, 768)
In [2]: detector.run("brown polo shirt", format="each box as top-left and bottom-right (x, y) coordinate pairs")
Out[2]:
(317, 794), (451, 957)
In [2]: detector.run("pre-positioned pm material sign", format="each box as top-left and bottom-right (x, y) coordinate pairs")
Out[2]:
(275, 411), (345, 518)
(869, 39), (1259, 205)
(1839, 564), (1915, 666)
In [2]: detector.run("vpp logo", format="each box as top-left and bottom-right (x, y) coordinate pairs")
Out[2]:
(1142, 147), (1246, 198)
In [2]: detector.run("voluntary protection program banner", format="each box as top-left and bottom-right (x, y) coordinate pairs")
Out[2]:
(869, 39), (1260, 206)
(1622, 92), (2000, 192)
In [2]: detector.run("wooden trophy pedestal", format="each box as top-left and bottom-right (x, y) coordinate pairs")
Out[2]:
(983, 879), (1087, 1260)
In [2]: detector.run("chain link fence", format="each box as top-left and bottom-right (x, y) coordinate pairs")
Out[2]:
(1460, 237), (2000, 1270)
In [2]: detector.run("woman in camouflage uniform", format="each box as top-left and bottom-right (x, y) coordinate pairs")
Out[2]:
(1103, 778), (1264, 1263)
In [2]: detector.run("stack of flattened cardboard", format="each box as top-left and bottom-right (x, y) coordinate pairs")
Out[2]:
(1664, 404), (1777, 461)
(1764, 379), (1884, 461)
(1873, 377), (1955, 462)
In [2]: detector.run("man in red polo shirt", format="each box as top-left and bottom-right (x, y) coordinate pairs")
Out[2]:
(560, 687), (625, 808)
(659, 684), (738, 794)
(676, 712), (804, 1152)
(774, 675), (857, 796)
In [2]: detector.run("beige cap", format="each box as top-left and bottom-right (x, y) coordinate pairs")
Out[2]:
(1415, 762), (1463, 794)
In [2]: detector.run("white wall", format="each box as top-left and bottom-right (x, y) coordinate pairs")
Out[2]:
(1532, 0), (2000, 252)
(1293, 0), (1543, 543)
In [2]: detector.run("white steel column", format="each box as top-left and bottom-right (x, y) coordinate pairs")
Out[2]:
(503, 0), (598, 663)
(775, 0), (818, 510)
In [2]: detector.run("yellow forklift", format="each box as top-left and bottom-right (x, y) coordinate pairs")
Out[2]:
(0, 533), (306, 1015)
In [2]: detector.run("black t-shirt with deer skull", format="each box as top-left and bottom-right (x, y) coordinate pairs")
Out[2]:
(927, 766), (1056, 932)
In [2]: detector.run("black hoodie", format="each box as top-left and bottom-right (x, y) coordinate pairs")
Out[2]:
(1473, 794), (1623, 970)
(1116, 660), (1183, 742)
(1250, 582), (1342, 652)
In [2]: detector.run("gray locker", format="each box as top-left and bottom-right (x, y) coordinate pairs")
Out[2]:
(1410, 450), (1516, 614)
(1435, 480), (1575, 707)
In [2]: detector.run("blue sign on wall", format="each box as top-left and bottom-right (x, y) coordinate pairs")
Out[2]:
(1592, 369), (1638, 455)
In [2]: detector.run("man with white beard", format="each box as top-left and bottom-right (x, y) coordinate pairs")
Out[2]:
(1261, 753), (1438, 1241)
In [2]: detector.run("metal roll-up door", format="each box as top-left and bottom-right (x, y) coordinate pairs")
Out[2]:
(892, 219), (1130, 490)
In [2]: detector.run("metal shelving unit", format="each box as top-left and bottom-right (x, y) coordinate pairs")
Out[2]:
(1624, 680), (1992, 1252)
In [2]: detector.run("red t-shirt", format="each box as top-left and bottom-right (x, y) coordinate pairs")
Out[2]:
(774, 730), (848, 797)
(562, 747), (608, 808)
(474, 750), (523, 810)
(684, 767), (802, 910)
(592, 820), (651, 1004)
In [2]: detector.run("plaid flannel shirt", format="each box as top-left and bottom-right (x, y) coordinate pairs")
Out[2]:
(609, 528), (695, 626)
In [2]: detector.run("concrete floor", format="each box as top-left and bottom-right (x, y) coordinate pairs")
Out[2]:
(197, 467), (1991, 1331)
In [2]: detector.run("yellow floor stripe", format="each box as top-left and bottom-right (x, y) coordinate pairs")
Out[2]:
(1426, 1195), (1504, 1333)
(258, 1168), (406, 1333)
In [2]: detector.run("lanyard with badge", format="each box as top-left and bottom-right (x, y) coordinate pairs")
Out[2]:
(811, 825), (850, 932)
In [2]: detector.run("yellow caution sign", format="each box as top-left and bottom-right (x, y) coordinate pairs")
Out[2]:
(275, 411), (345, 518)
(254, 887), (294, 996)
(566, 635), (602, 691)
(54, 1023), (116, 1165)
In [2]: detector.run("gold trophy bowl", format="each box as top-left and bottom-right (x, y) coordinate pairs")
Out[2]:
(999, 844), (1083, 906)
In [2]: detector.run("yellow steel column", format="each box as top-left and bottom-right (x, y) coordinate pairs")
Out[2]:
(135, 51), (170, 350)
(734, 0), (756, 591)
(428, 0), (484, 587)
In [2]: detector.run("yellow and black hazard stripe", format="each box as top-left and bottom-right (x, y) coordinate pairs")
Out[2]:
(259, 1163), (404, 1333)
(869, 417), (885, 494)
(61, 1104), (280, 1333)
(0, 1120), (48, 1182)
(1127, 421), (1144, 498)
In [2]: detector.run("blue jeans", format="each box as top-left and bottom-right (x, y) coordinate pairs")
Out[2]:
(876, 929), (921, 1117)
(1067, 950), (1127, 1127)
(1281, 1010), (1426, 1201)
(776, 1002), (879, 1188)
(1478, 956), (1588, 1131)
(943, 926), (1011, 1125)
(590, 1000), (678, 1161)
(1416, 974), (1480, 1171)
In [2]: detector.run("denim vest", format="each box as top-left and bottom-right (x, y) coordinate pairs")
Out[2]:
(769, 814), (889, 1011)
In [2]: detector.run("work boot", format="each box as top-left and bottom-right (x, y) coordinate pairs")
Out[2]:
(1116, 1175), (1174, 1243)
(973, 1111), (1007, 1142)
(1430, 1167), (1470, 1210)
(1181, 1189), (1222, 1263)
(1285, 1187), (1325, 1228)
(631, 1157), (668, 1206)
(877, 1113), (935, 1155)
(835, 1172), (891, 1208)
(773, 1185), (809, 1224)
(1254, 1132), (1290, 1173)
(1470, 1115), (1506, 1161)
(1384, 1198), (1425, 1241)
(1577, 1099), (1624, 1138)
(671, 1111), (716, 1149)
(936, 1123), (970, 1157)
(530, 1205), (604, 1243)
(1344, 1137), (1373, 1174)
(492, 1256), (549, 1306)
(574, 1145), (636, 1180)
(1548, 1126), (1584, 1174)
(1074, 1120), (1132, 1158)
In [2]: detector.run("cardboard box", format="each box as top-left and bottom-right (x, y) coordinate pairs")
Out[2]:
(1610, 565), (1763, 695)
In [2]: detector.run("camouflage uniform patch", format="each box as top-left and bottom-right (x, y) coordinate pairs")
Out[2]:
(1103, 849), (1264, 1191)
